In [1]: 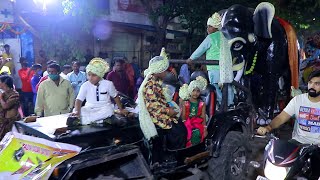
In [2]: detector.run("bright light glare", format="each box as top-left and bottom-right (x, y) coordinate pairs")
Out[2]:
(33, 0), (53, 4)
(264, 160), (288, 180)
(33, 0), (54, 11)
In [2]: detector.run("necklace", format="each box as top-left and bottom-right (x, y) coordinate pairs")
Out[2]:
(245, 51), (258, 75)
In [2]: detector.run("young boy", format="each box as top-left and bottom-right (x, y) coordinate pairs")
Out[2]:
(72, 58), (128, 125)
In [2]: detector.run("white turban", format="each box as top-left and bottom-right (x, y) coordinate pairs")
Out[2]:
(144, 48), (169, 76)
(207, 12), (222, 29)
(179, 76), (208, 100)
(86, 58), (109, 78)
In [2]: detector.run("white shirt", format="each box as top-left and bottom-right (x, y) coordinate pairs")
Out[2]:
(60, 72), (68, 79)
(284, 93), (320, 144)
(43, 71), (48, 77)
(76, 80), (118, 125)
(77, 79), (118, 104)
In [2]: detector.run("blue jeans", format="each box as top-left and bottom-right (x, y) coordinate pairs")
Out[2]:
(208, 70), (234, 106)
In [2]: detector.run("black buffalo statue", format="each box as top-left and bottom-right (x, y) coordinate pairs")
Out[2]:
(221, 2), (299, 119)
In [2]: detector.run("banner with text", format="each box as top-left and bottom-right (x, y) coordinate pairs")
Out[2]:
(0, 132), (81, 179)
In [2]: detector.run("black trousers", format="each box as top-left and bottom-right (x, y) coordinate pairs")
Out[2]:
(163, 120), (187, 149)
(20, 91), (34, 116)
(152, 120), (187, 163)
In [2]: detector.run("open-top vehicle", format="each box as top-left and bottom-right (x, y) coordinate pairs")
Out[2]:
(10, 60), (256, 180)
(2, 1), (300, 178)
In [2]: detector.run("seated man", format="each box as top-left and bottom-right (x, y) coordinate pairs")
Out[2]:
(138, 48), (187, 149)
(72, 58), (128, 125)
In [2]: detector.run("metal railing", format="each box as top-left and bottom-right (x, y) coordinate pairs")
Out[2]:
(169, 59), (219, 65)
(168, 59), (253, 113)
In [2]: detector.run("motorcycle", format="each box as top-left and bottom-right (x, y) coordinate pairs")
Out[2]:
(256, 135), (320, 180)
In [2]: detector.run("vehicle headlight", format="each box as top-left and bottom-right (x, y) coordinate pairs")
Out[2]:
(264, 159), (289, 180)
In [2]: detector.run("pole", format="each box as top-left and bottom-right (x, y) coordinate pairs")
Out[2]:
(169, 59), (219, 65)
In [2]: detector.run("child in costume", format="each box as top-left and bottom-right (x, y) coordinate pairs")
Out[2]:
(163, 85), (180, 117)
(72, 58), (128, 125)
(179, 76), (207, 147)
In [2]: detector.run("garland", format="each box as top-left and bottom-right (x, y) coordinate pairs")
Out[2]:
(0, 22), (28, 35)
(245, 51), (258, 75)
(0, 23), (8, 32)
(7, 24), (27, 35)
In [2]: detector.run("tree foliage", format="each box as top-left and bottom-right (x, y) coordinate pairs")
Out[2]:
(139, 0), (187, 54)
(34, 0), (106, 64)
(141, 0), (320, 54)
(179, 0), (320, 35)
(139, 0), (260, 55)
(268, 0), (320, 33)
(178, 0), (259, 54)
(62, 0), (105, 31)
(180, 0), (259, 33)
(39, 21), (85, 65)
(35, 0), (320, 61)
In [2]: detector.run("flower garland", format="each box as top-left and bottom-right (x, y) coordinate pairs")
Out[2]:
(179, 84), (190, 100)
(0, 22), (28, 35)
(7, 24), (28, 35)
(0, 23), (9, 32)
(245, 51), (258, 75)
(179, 76), (208, 100)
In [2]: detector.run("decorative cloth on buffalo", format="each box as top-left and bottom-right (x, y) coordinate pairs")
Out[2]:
(138, 48), (170, 140)
(219, 33), (234, 83)
(179, 76), (208, 100)
(207, 12), (222, 29)
(86, 58), (109, 78)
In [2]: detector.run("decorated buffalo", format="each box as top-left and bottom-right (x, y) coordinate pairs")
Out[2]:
(221, 2), (299, 118)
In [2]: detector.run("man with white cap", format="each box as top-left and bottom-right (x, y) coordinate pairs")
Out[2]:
(138, 48), (187, 150)
(187, 12), (234, 107)
(72, 58), (128, 125)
